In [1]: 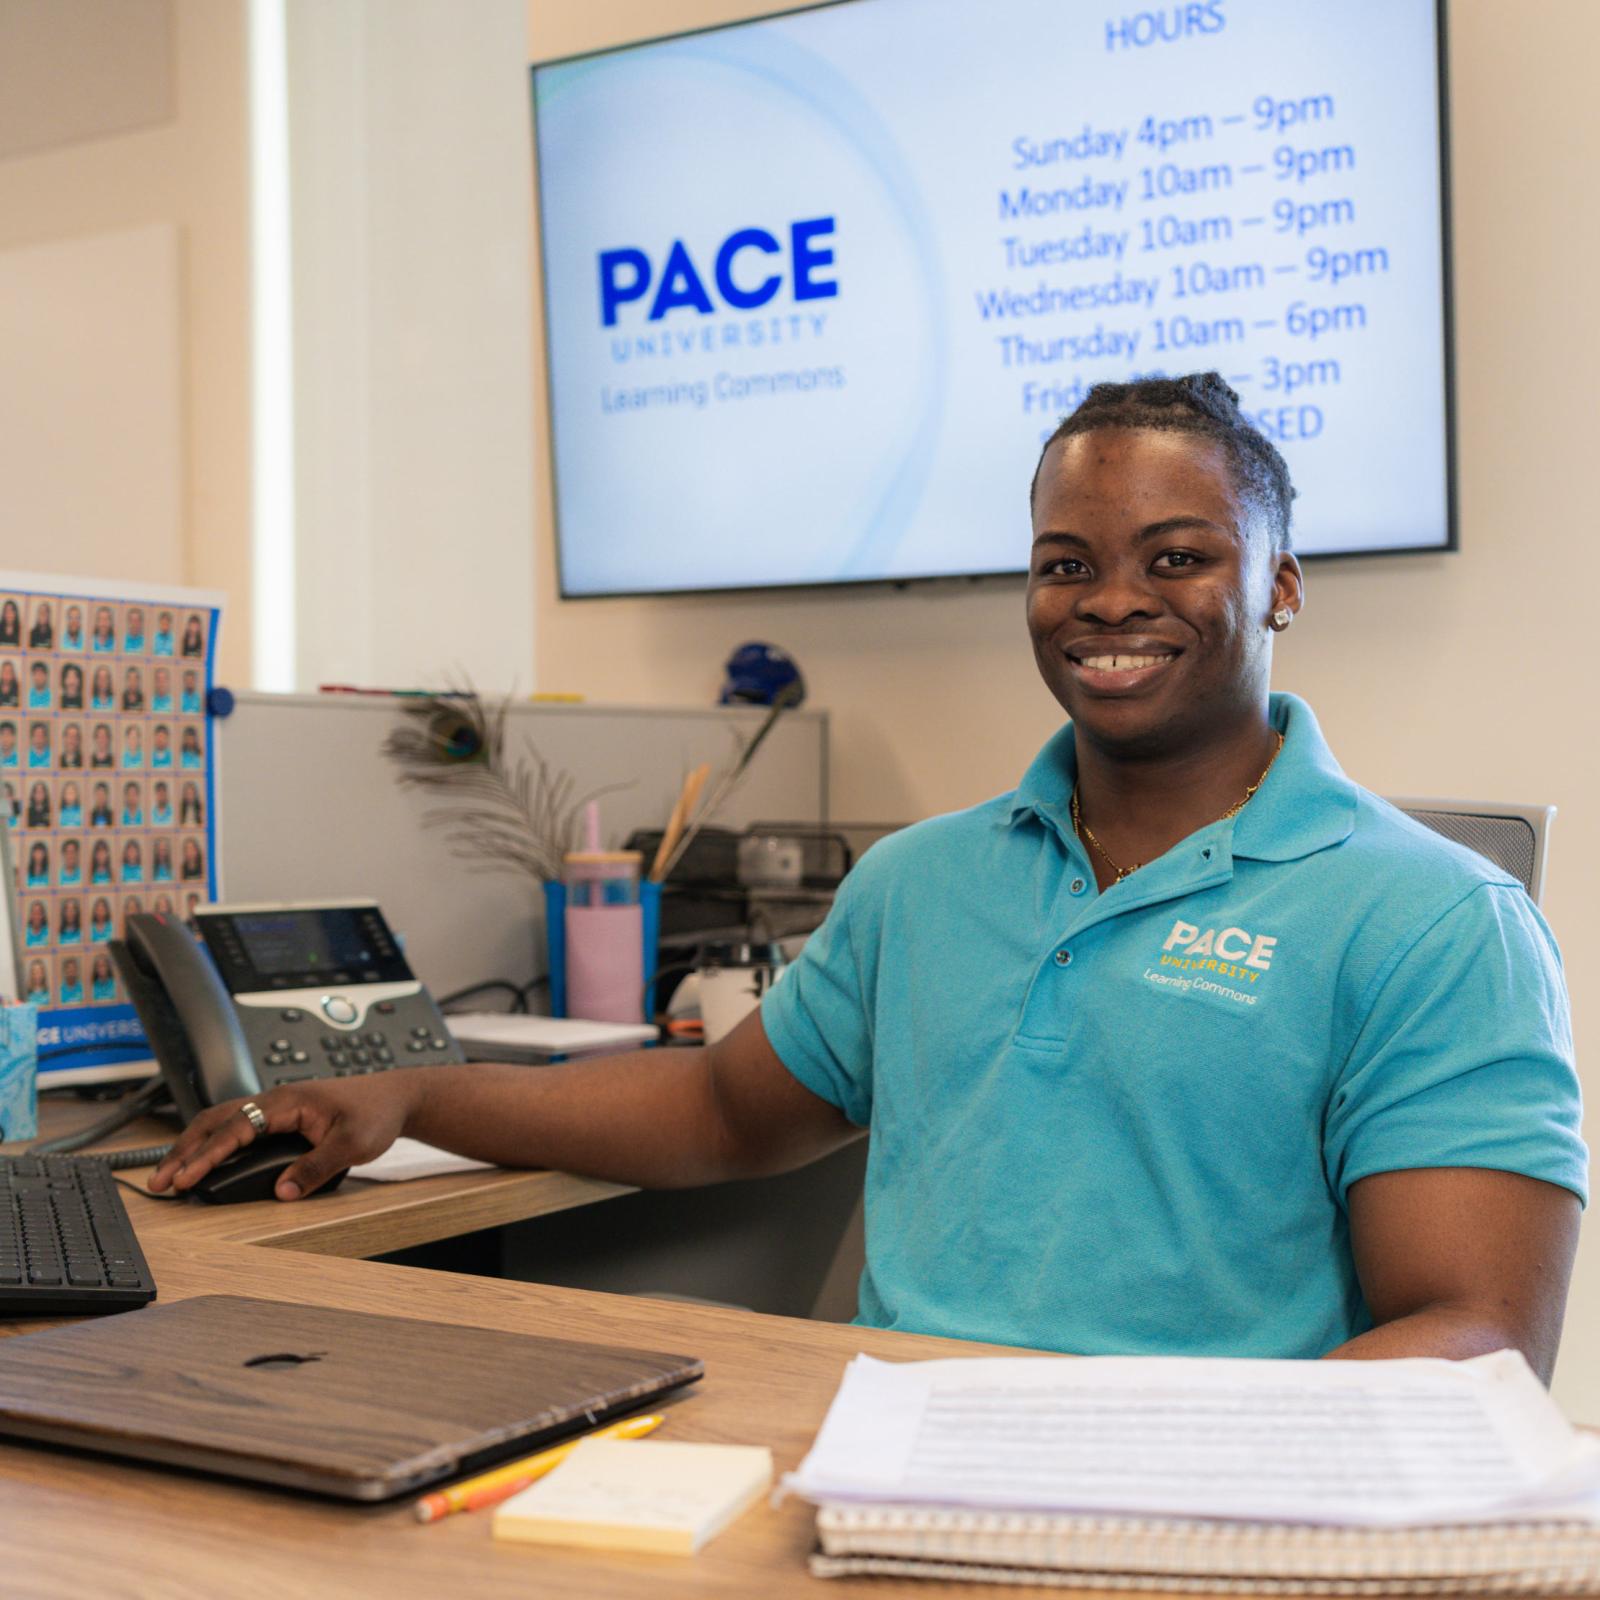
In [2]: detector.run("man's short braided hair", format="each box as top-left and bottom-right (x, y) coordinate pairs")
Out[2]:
(1029, 372), (1296, 550)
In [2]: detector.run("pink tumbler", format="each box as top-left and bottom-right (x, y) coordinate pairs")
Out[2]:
(563, 850), (644, 1023)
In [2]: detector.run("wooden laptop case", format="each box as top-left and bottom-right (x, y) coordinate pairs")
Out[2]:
(0, 1295), (703, 1500)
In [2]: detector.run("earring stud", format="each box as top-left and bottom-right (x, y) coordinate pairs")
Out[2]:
(1271, 609), (1293, 631)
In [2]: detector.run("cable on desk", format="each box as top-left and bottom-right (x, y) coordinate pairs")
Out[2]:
(115, 1171), (181, 1202)
(641, 961), (696, 1022)
(30, 1078), (173, 1156)
(438, 978), (530, 1014)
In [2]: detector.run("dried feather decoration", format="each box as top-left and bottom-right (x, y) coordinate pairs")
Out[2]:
(381, 690), (628, 886)
(383, 683), (801, 887)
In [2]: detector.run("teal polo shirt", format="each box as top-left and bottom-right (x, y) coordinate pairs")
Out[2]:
(761, 693), (1586, 1358)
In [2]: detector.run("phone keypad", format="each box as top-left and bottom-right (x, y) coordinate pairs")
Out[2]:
(245, 993), (462, 1088)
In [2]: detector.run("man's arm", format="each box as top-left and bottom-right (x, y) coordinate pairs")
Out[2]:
(1326, 1166), (1580, 1383)
(148, 1009), (858, 1202)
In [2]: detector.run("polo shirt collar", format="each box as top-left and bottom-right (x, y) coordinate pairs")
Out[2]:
(1232, 693), (1357, 861)
(1007, 722), (1079, 833)
(1006, 692), (1356, 864)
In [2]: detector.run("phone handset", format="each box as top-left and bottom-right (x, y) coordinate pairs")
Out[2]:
(111, 916), (330, 1204)
(115, 913), (262, 1122)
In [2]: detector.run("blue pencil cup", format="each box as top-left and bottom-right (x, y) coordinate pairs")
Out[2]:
(543, 878), (661, 1023)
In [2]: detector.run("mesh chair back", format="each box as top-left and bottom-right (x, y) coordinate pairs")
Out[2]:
(1388, 799), (1554, 906)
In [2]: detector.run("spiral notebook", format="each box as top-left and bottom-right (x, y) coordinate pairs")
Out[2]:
(809, 1505), (1600, 1592)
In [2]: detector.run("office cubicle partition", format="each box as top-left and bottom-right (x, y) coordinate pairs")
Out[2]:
(217, 693), (828, 1001)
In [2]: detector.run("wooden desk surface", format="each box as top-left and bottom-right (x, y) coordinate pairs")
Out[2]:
(28, 1097), (636, 1257)
(0, 1099), (1045, 1599)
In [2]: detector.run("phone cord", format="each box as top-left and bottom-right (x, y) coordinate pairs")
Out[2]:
(103, 1143), (175, 1170)
(29, 1079), (174, 1158)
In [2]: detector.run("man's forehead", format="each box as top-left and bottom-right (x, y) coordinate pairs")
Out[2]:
(1033, 429), (1275, 547)
(1038, 428), (1240, 501)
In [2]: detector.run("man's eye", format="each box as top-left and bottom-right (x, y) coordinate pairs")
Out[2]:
(1153, 550), (1203, 570)
(1039, 558), (1087, 577)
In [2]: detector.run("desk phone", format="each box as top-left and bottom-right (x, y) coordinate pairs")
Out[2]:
(190, 900), (464, 1089)
(113, 900), (461, 1114)
(110, 902), (462, 1204)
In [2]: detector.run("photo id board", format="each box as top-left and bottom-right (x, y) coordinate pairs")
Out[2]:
(0, 573), (223, 1080)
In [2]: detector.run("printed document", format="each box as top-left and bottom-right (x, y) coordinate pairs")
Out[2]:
(787, 1350), (1600, 1526)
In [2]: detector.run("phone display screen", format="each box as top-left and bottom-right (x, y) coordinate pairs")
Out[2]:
(233, 911), (374, 977)
(197, 904), (415, 993)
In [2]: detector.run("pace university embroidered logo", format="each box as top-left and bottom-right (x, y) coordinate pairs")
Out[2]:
(1142, 918), (1277, 1008)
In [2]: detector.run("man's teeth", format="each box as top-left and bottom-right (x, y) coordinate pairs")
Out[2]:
(1077, 653), (1173, 671)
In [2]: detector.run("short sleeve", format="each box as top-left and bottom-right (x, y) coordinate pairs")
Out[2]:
(760, 865), (876, 1127)
(1324, 883), (1587, 1207)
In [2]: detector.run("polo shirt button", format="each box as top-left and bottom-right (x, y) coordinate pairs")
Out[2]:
(1054, 949), (1072, 967)
(1069, 878), (1086, 894)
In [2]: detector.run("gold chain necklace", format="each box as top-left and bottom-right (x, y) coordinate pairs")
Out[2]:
(1070, 731), (1286, 884)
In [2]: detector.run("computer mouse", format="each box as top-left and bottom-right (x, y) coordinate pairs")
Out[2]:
(188, 1132), (348, 1206)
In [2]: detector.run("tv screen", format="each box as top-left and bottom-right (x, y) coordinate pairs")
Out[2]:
(533, 0), (1451, 598)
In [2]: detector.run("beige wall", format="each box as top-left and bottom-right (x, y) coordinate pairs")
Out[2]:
(0, 0), (252, 680)
(287, 0), (537, 694)
(530, 1), (1600, 1412)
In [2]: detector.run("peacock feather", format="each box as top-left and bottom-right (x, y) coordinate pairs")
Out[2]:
(381, 690), (628, 886)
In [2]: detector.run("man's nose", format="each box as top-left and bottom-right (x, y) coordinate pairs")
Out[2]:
(1074, 565), (1160, 625)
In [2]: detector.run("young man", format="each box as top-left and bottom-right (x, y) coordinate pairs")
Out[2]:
(153, 375), (1584, 1379)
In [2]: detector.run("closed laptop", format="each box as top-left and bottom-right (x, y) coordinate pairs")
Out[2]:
(0, 1294), (703, 1500)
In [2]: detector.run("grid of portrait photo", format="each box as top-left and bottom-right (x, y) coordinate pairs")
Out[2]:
(1, 591), (216, 1010)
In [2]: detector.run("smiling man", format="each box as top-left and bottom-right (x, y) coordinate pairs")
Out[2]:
(154, 373), (1585, 1379)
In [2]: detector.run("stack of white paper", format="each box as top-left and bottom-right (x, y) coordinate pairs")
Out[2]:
(787, 1350), (1600, 1528)
(447, 1012), (658, 1062)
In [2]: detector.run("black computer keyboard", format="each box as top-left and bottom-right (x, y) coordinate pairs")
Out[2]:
(0, 1155), (157, 1316)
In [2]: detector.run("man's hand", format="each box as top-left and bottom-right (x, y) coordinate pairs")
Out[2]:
(149, 1071), (424, 1201)
(146, 1013), (856, 1205)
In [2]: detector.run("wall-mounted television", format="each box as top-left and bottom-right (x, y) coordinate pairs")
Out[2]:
(532, 0), (1452, 599)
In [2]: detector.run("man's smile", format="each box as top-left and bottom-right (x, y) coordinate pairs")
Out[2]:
(1062, 637), (1182, 694)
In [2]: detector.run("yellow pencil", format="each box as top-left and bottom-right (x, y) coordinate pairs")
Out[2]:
(413, 1414), (664, 1523)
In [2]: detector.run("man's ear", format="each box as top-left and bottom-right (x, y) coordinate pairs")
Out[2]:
(1270, 550), (1304, 624)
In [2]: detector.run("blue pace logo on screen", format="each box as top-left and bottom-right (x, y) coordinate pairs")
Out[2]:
(537, 21), (949, 592)
(598, 219), (839, 326)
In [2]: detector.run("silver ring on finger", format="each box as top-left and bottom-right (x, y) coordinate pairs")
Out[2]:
(239, 1100), (268, 1136)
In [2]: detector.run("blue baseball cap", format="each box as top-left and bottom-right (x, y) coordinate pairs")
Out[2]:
(719, 642), (805, 707)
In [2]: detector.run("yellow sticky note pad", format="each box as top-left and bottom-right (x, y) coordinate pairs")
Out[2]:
(491, 1438), (773, 1556)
